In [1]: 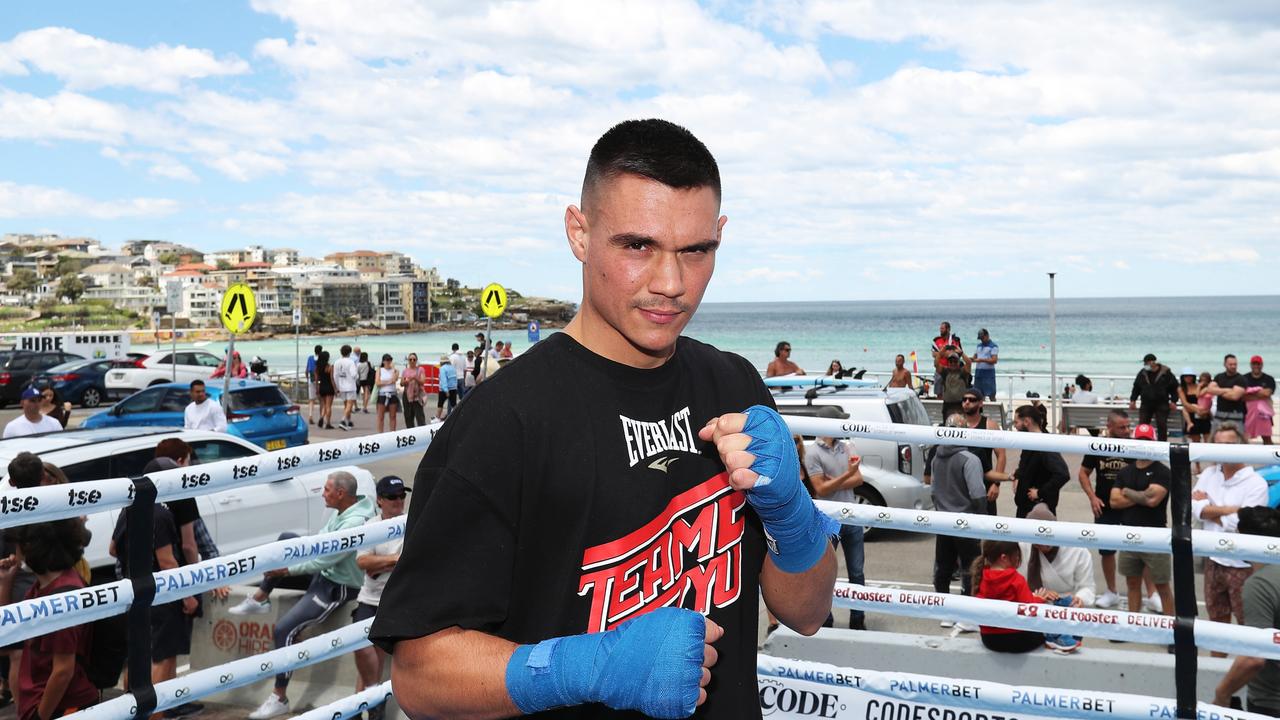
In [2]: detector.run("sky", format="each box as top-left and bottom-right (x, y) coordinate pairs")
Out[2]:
(1, 1), (1278, 303)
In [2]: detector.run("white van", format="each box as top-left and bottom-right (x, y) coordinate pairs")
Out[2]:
(774, 387), (933, 513)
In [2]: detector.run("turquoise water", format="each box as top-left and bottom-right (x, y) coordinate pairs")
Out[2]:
(140, 295), (1280, 395)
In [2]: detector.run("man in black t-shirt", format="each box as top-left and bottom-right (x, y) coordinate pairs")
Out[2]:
(372, 120), (836, 720)
(1109, 423), (1173, 619)
(1077, 409), (1132, 609)
(1245, 356), (1276, 445)
(1208, 354), (1250, 437)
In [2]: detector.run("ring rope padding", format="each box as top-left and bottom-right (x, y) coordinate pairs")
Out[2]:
(831, 581), (1280, 659)
(291, 681), (392, 720)
(66, 620), (373, 720)
(0, 424), (439, 530)
(756, 654), (1274, 720)
(783, 414), (1280, 465)
(0, 518), (404, 648)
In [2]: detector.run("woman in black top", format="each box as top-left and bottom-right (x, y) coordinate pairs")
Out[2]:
(1178, 369), (1211, 443)
(316, 351), (335, 429)
(1010, 404), (1070, 517)
(39, 386), (72, 428)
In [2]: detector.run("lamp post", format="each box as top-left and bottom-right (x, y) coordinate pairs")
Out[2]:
(1048, 272), (1058, 431)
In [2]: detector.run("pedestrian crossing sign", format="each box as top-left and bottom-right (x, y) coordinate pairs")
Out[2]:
(221, 283), (257, 334)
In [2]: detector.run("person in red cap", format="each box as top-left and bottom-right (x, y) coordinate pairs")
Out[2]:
(1110, 423), (1174, 624)
(1245, 356), (1276, 445)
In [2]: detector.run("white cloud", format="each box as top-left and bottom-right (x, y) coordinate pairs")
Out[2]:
(0, 27), (249, 92)
(5, 1), (1280, 298)
(0, 182), (178, 219)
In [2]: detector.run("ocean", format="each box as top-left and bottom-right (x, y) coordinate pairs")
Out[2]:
(155, 295), (1280, 397)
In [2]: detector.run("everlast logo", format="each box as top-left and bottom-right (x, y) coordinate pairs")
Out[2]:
(619, 406), (696, 468)
(935, 428), (968, 440)
(1089, 442), (1127, 454)
(759, 685), (843, 718)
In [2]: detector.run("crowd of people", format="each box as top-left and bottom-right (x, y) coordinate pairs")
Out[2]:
(301, 334), (515, 431)
(0, 435), (410, 720)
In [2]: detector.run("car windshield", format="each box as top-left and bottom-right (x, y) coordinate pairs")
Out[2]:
(228, 386), (290, 411)
(888, 397), (931, 426)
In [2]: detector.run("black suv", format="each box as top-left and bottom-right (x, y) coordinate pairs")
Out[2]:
(0, 350), (85, 406)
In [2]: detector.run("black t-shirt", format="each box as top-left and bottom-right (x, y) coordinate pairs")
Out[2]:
(111, 503), (181, 576)
(166, 498), (201, 529)
(1214, 372), (1250, 415)
(1114, 462), (1171, 528)
(1012, 448), (1070, 517)
(371, 333), (770, 719)
(1247, 373), (1277, 399)
(1080, 454), (1130, 510)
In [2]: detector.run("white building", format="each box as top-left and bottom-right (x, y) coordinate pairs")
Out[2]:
(81, 263), (133, 288)
(83, 285), (163, 313)
(271, 248), (299, 266)
(179, 283), (222, 326)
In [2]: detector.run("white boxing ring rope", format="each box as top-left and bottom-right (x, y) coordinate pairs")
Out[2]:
(0, 424), (439, 531)
(756, 655), (1272, 720)
(67, 621), (374, 720)
(292, 682), (392, 720)
(814, 500), (1280, 565)
(783, 415), (1280, 466)
(4, 415), (1275, 719)
(0, 518), (405, 648)
(829, 582), (1280, 659)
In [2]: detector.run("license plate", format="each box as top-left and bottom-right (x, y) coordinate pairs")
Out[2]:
(265, 439), (287, 451)
(111, 372), (124, 379)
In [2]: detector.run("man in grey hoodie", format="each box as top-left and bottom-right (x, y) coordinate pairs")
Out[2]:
(931, 414), (989, 601)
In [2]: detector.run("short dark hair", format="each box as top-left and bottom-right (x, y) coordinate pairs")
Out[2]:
(1143, 353), (1157, 363)
(451, 343), (459, 351)
(1108, 408), (1130, 422)
(1076, 374), (1092, 390)
(1225, 353), (1237, 362)
(341, 344), (352, 357)
(8, 452), (44, 489)
(314, 344), (322, 355)
(190, 379), (205, 390)
(581, 119), (720, 212)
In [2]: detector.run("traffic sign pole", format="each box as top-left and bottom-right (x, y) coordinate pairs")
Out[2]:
(482, 317), (492, 382)
(222, 333), (234, 411)
(293, 307), (302, 403)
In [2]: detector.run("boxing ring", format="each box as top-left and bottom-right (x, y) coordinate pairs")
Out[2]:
(2, 417), (1277, 719)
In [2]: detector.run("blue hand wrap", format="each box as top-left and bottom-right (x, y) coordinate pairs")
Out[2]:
(742, 405), (839, 573)
(504, 606), (704, 718)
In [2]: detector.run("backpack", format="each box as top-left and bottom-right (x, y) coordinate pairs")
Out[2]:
(84, 612), (128, 689)
(941, 370), (969, 403)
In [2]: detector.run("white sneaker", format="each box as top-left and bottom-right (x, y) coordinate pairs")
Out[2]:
(955, 622), (979, 633)
(228, 597), (270, 616)
(248, 695), (289, 720)
(1142, 593), (1163, 614)
(939, 620), (955, 628)
(1095, 591), (1119, 609)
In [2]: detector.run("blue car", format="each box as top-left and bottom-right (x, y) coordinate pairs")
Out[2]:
(81, 379), (307, 450)
(33, 358), (122, 408)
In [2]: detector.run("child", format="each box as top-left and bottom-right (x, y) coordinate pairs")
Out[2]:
(972, 540), (1051, 653)
(14, 519), (98, 720)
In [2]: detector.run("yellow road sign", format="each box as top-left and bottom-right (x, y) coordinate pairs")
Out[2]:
(220, 283), (257, 334)
(480, 283), (508, 319)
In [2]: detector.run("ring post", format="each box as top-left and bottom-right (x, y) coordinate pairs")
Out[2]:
(126, 475), (158, 720)
(1168, 443), (1196, 719)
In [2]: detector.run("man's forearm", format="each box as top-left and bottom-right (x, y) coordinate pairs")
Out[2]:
(393, 627), (520, 720)
(1215, 655), (1264, 706)
(1200, 505), (1239, 522)
(761, 546), (837, 636)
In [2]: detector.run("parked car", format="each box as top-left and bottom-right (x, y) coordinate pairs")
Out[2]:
(82, 379), (307, 450)
(32, 358), (119, 408)
(775, 387), (934, 520)
(0, 350), (86, 407)
(0, 427), (374, 582)
(105, 349), (222, 396)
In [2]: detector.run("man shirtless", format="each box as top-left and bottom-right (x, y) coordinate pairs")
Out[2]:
(889, 354), (912, 388)
(766, 341), (805, 377)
